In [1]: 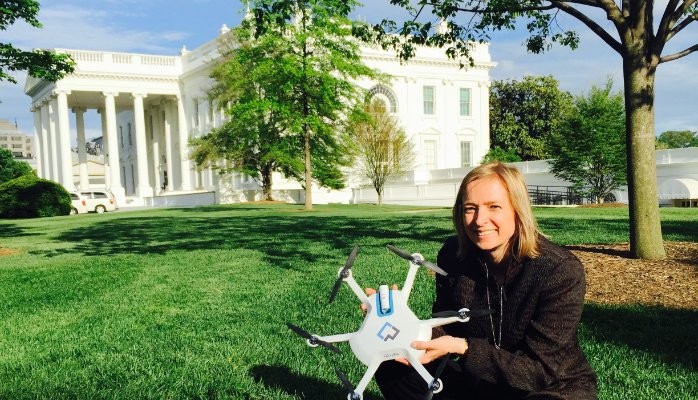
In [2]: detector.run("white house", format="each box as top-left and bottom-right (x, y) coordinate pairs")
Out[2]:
(23, 25), (495, 207)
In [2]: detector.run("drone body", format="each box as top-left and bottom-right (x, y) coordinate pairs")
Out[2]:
(287, 245), (490, 400)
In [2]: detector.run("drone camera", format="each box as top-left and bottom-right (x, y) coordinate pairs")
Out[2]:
(377, 285), (394, 315)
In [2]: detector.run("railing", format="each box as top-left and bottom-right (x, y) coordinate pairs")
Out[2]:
(528, 186), (588, 205)
(59, 49), (179, 68)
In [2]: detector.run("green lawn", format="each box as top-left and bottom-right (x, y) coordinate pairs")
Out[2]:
(0, 204), (696, 399)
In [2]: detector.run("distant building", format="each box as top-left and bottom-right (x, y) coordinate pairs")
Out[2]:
(0, 119), (35, 158)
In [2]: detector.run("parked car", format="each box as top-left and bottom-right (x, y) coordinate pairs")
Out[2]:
(69, 192), (88, 215)
(80, 190), (118, 213)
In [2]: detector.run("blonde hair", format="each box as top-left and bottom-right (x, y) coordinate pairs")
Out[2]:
(452, 162), (541, 261)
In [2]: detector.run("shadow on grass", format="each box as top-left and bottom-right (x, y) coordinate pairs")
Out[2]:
(661, 219), (698, 242)
(250, 364), (382, 400)
(34, 212), (452, 269)
(581, 304), (697, 369)
(0, 222), (32, 238)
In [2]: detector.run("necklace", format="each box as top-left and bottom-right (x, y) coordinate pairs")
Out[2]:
(484, 262), (503, 349)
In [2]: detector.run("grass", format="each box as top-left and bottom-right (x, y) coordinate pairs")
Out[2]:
(0, 204), (696, 399)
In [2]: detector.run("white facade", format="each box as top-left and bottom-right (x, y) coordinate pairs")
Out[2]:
(23, 26), (494, 207)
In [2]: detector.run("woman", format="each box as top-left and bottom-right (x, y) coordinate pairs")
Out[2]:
(375, 162), (597, 399)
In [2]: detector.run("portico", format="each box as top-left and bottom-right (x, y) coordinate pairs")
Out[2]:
(24, 49), (196, 206)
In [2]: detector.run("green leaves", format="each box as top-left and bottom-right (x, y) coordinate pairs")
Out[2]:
(194, 1), (379, 203)
(547, 79), (627, 203)
(0, 148), (33, 185)
(489, 75), (573, 161)
(0, 3), (75, 84)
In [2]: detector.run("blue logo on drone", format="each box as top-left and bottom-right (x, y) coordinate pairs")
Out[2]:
(377, 322), (400, 341)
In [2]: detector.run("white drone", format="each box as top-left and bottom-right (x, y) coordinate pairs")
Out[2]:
(287, 244), (492, 400)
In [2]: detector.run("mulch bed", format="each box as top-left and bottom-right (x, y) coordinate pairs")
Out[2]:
(568, 242), (698, 309)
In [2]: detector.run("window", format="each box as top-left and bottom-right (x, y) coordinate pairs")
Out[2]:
(423, 86), (435, 115)
(424, 140), (437, 170)
(127, 123), (132, 146)
(460, 141), (472, 167)
(459, 88), (471, 117)
(368, 85), (398, 113)
(119, 126), (124, 148)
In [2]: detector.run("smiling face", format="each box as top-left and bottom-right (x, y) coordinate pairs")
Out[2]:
(462, 176), (518, 264)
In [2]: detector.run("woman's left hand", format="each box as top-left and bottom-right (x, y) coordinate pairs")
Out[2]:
(411, 335), (468, 364)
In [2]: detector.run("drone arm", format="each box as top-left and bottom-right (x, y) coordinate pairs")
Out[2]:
(400, 263), (420, 301)
(344, 274), (370, 305)
(405, 353), (436, 386)
(421, 316), (464, 329)
(317, 332), (355, 344)
(353, 358), (383, 399)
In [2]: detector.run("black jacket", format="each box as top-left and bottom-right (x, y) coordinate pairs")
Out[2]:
(433, 235), (598, 399)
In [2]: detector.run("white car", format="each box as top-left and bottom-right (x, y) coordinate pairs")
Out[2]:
(80, 190), (118, 213)
(69, 192), (89, 215)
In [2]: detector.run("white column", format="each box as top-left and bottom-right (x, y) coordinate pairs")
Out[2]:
(32, 107), (44, 178)
(74, 107), (89, 190)
(40, 102), (52, 180)
(132, 93), (153, 197)
(48, 97), (60, 183)
(150, 104), (162, 193)
(103, 92), (125, 201)
(163, 101), (174, 192)
(176, 96), (192, 191)
(55, 90), (75, 191)
(99, 108), (111, 189)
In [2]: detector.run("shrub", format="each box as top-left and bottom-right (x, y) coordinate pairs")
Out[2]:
(0, 175), (71, 218)
(0, 148), (34, 184)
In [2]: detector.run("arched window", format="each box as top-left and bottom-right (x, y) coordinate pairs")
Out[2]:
(368, 85), (398, 113)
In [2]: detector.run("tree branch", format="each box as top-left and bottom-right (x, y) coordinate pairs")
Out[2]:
(666, 9), (698, 41)
(551, 0), (624, 54)
(657, 0), (682, 42)
(659, 42), (698, 63)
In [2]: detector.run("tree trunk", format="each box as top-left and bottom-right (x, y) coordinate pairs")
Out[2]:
(304, 127), (312, 210)
(262, 163), (273, 201)
(377, 188), (383, 205)
(622, 54), (666, 259)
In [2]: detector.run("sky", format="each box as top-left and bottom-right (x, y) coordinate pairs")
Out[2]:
(1, 0), (696, 139)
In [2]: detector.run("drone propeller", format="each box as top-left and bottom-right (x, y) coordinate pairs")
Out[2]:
(423, 355), (450, 400)
(432, 308), (494, 320)
(335, 367), (361, 400)
(329, 244), (359, 303)
(286, 323), (341, 354)
(386, 244), (448, 276)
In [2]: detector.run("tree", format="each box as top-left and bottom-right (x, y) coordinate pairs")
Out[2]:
(1, 0), (74, 85)
(349, 98), (415, 205)
(358, 1), (698, 259)
(480, 146), (522, 164)
(547, 80), (626, 204)
(0, 148), (34, 184)
(191, 26), (303, 201)
(656, 130), (698, 149)
(247, 0), (379, 210)
(490, 75), (573, 160)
